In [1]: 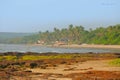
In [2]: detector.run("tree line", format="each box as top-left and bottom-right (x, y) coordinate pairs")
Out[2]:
(9, 24), (120, 45)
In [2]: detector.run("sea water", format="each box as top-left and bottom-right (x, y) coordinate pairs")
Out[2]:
(0, 44), (120, 53)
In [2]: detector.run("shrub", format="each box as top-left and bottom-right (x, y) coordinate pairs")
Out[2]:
(30, 63), (38, 68)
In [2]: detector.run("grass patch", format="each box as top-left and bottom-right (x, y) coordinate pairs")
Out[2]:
(0, 56), (17, 61)
(109, 58), (120, 67)
(21, 54), (98, 60)
(0, 53), (116, 61)
(22, 54), (74, 60)
(0, 56), (4, 61)
(0, 54), (85, 61)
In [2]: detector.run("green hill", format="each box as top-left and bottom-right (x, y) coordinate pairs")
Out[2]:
(17, 24), (120, 45)
(2, 24), (120, 45)
(0, 32), (34, 43)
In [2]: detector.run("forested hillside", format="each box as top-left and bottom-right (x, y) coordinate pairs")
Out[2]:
(0, 32), (33, 43)
(7, 24), (120, 45)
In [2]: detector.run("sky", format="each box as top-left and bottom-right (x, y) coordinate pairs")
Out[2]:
(0, 0), (120, 32)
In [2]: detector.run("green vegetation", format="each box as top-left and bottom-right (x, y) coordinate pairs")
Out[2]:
(22, 54), (75, 60)
(0, 54), (74, 61)
(0, 53), (116, 61)
(0, 56), (17, 61)
(0, 32), (33, 43)
(2, 24), (120, 45)
(109, 58), (120, 66)
(0, 53), (96, 61)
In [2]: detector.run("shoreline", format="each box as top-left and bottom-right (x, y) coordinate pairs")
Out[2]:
(46, 44), (120, 49)
(1, 44), (120, 49)
(0, 44), (120, 53)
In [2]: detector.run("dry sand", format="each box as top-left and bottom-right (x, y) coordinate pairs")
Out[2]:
(51, 44), (120, 49)
(30, 60), (120, 75)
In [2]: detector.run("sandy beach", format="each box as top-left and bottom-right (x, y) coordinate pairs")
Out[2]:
(50, 44), (120, 49)
(0, 52), (120, 80)
(30, 60), (120, 74)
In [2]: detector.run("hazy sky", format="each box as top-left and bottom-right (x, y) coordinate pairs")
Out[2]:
(0, 0), (120, 32)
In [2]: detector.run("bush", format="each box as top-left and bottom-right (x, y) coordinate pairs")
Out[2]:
(30, 63), (38, 68)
